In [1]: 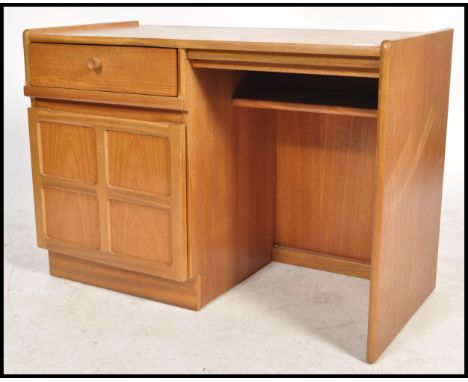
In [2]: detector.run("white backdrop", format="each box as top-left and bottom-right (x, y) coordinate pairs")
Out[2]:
(4, 6), (464, 220)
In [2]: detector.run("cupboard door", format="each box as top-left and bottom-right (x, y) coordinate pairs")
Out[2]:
(28, 107), (187, 281)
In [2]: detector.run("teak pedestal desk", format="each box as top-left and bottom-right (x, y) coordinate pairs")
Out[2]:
(23, 22), (453, 363)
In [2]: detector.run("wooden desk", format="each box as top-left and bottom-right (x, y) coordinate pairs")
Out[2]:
(23, 22), (453, 363)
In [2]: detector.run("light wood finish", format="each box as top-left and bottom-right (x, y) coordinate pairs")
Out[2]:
(109, 200), (171, 264)
(30, 43), (177, 97)
(41, 174), (96, 196)
(95, 123), (110, 252)
(276, 112), (377, 261)
(189, 50), (379, 78)
(35, 100), (183, 123)
(86, 57), (102, 71)
(33, 108), (177, 136)
(44, 239), (178, 281)
(39, 121), (97, 183)
(23, 21), (140, 87)
(273, 245), (371, 279)
(43, 188), (100, 249)
(28, 109), (48, 247)
(191, 60), (379, 78)
(23, 28), (32, 85)
(27, 23), (420, 57)
(188, 50), (380, 69)
(28, 107), (188, 281)
(108, 131), (170, 195)
(232, 98), (377, 118)
(185, 65), (240, 302)
(177, 49), (188, 99)
(107, 187), (170, 210)
(185, 65), (275, 305)
(49, 251), (201, 310)
(367, 31), (453, 363)
(25, 20), (139, 36)
(237, 108), (276, 281)
(23, 22), (453, 363)
(24, 85), (184, 111)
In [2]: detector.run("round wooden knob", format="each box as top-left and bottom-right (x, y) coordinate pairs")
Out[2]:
(87, 57), (101, 71)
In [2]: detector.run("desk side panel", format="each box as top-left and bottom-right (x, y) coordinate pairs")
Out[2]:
(185, 64), (275, 305)
(367, 30), (453, 363)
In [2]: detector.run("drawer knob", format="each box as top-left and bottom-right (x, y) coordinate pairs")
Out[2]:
(87, 57), (102, 72)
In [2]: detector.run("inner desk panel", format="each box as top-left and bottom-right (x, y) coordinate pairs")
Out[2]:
(275, 111), (377, 261)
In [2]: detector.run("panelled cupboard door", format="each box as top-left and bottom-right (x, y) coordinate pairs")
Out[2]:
(28, 107), (188, 281)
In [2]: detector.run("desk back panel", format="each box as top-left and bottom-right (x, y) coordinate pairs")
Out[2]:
(275, 112), (377, 261)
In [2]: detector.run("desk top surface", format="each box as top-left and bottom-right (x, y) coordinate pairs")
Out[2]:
(26, 21), (425, 57)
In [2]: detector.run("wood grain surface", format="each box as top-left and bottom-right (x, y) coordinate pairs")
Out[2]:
(367, 30), (453, 363)
(36, 99), (184, 123)
(28, 108), (188, 281)
(108, 131), (170, 195)
(40, 121), (97, 183)
(188, 49), (380, 69)
(185, 64), (275, 305)
(275, 112), (377, 261)
(30, 43), (178, 96)
(109, 200), (172, 264)
(189, 49), (380, 78)
(185, 66), (242, 304)
(232, 98), (377, 118)
(24, 85), (184, 111)
(237, 108), (276, 281)
(27, 23), (420, 56)
(272, 245), (371, 279)
(23, 23), (453, 362)
(49, 251), (201, 310)
(43, 188), (100, 249)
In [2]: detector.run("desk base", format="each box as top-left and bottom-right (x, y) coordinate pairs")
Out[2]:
(48, 251), (202, 310)
(273, 245), (371, 279)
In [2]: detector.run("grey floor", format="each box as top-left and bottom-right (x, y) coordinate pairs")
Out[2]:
(4, 207), (464, 374)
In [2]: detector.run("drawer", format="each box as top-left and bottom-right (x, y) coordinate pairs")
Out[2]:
(29, 43), (178, 97)
(28, 107), (187, 281)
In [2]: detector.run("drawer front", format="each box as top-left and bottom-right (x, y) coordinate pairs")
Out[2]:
(28, 107), (187, 281)
(29, 43), (178, 97)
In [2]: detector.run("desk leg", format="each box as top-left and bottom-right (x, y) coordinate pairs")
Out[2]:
(367, 30), (453, 363)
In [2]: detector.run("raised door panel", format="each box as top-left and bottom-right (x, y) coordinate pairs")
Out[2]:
(40, 121), (98, 183)
(107, 131), (170, 195)
(109, 200), (171, 265)
(28, 107), (187, 281)
(43, 188), (100, 249)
